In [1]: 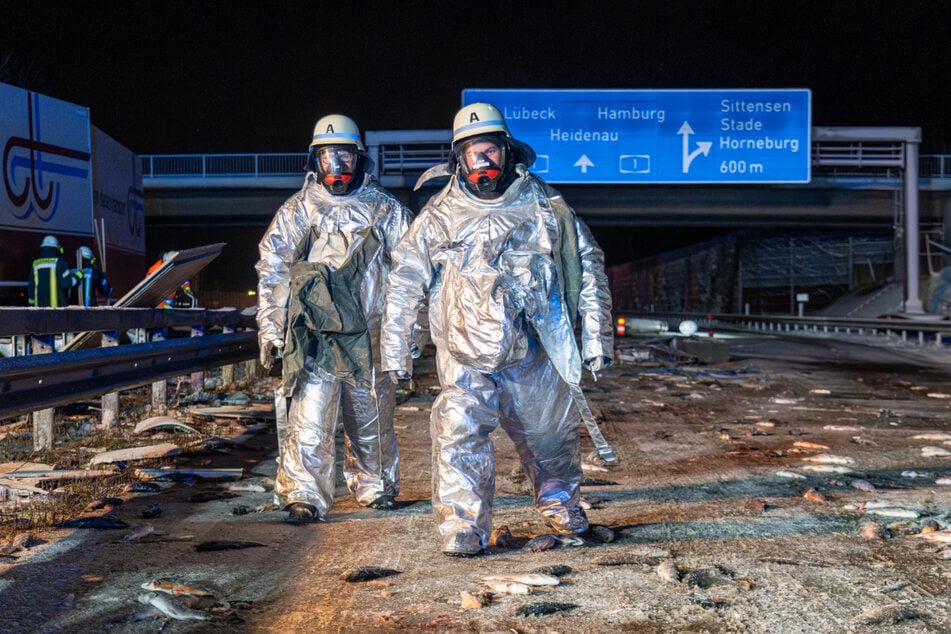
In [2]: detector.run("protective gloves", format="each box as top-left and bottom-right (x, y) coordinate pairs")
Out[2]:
(387, 370), (411, 385)
(584, 356), (611, 379)
(260, 339), (283, 372)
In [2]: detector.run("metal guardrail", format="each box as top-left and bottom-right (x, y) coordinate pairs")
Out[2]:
(0, 307), (259, 428)
(0, 332), (257, 420)
(619, 311), (951, 348)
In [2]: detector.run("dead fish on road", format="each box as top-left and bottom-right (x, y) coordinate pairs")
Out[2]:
(84, 497), (123, 511)
(220, 482), (267, 493)
(776, 470), (807, 479)
(850, 479), (876, 492)
(194, 540), (267, 552)
(656, 560), (681, 583)
(123, 482), (163, 493)
(56, 515), (128, 529)
(823, 425), (864, 432)
(117, 523), (155, 543)
(142, 503), (161, 519)
(792, 441), (830, 450)
(188, 491), (239, 503)
(489, 525), (519, 548)
(483, 572), (560, 586)
(483, 580), (532, 595)
(584, 524), (616, 543)
(522, 534), (584, 553)
(921, 446), (951, 458)
(579, 477), (617, 486)
(138, 591), (210, 621)
(532, 564), (572, 577)
(801, 464), (855, 474)
(516, 602), (579, 617)
(142, 578), (215, 599)
(801, 454), (855, 465)
(913, 530), (951, 543)
(911, 433), (951, 441)
(341, 566), (401, 582)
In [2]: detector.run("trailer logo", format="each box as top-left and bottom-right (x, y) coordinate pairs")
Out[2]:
(3, 92), (91, 221)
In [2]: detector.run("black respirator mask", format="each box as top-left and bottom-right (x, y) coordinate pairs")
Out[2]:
(455, 136), (511, 197)
(311, 145), (361, 195)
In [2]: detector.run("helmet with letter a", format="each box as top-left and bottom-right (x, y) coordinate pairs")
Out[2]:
(451, 102), (535, 197)
(307, 114), (367, 195)
(41, 235), (61, 249)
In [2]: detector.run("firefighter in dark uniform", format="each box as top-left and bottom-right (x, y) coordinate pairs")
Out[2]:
(27, 235), (79, 307)
(71, 245), (112, 306)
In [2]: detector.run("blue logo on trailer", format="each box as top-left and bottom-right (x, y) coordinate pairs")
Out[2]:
(462, 89), (811, 184)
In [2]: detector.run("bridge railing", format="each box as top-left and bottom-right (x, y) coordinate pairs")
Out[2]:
(141, 149), (951, 182)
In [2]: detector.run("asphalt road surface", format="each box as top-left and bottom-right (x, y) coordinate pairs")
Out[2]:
(2, 333), (950, 632)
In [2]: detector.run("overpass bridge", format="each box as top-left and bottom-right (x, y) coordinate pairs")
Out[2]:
(140, 128), (951, 308)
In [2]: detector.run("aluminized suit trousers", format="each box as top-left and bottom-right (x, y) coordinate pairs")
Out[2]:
(275, 361), (399, 516)
(431, 334), (583, 552)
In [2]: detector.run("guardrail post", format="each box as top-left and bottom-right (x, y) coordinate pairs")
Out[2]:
(151, 327), (167, 415)
(101, 330), (120, 429)
(190, 325), (205, 390)
(221, 324), (235, 385)
(30, 335), (55, 450)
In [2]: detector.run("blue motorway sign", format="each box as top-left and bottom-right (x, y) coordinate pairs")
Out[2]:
(462, 89), (811, 184)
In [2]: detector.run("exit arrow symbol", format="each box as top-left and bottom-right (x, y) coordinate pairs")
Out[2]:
(678, 121), (711, 173)
(574, 154), (594, 173)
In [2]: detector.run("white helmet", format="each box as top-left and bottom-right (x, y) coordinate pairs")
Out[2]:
(41, 235), (60, 249)
(451, 102), (535, 167)
(79, 246), (95, 260)
(309, 114), (365, 151)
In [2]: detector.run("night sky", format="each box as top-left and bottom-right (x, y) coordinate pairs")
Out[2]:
(2, 2), (948, 155)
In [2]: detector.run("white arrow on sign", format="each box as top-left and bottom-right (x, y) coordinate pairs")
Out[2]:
(677, 121), (711, 173)
(574, 154), (594, 173)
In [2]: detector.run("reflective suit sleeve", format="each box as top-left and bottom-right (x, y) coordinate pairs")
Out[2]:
(380, 213), (433, 375)
(574, 215), (615, 366)
(255, 193), (308, 354)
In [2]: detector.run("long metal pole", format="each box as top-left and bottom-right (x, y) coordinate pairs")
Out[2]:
(904, 140), (923, 313)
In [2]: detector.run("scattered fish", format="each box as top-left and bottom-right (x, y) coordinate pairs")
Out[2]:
(483, 580), (532, 595)
(516, 602), (579, 617)
(935, 478), (951, 486)
(532, 564), (572, 577)
(56, 515), (128, 529)
(803, 488), (827, 504)
(926, 393), (951, 399)
(341, 566), (401, 582)
(459, 590), (488, 609)
(866, 508), (921, 519)
(808, 389), (831, 395)
(142, 503), (162, 519)
(861, 522), (887, 540)
(776, 470), (807, 479)
(194, 540), (267, 552)
(123, 482), (163, 493)
(84, 497), (123, 511)
(523, 534), (584, 553)
(584, 524), (616, 543)
(911, 433), (951, 441)
(489, 525), (518, 548)
(221, 482), (267, 493)
(758, 557), (830, 567)
(656, 560), (681, 583)
(137, 591), (210, 621)
(118, 523), (155, 543)
(483, 573), (560, 586)
(913, 530), (951, 543)
(901, 470), (927, 479)
(142, 578), (215, 599)
(801, 454), (854, 465)
(793, 441), (830, 450)
(682, 566), (736, 589)
(801, 464), (855, 474)
(850, 479), (876, 492)
(188, 491), (239, 503)
(875, 581), (909, 594)
(921, 446), (951, 458)
(855, 605), (920, 626)
(770, 397), (798, 405)
(823, 425), (864, 432)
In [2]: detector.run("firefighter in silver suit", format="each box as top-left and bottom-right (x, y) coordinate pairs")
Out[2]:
(256, 114), (412, 523)
(381, 103), (614, 556)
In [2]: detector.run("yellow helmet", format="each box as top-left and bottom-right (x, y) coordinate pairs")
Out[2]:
(309, 114), (365, 152)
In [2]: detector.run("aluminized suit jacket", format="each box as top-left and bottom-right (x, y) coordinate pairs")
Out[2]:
(381, 166), (613, 552)
(257, 172), (412, 513)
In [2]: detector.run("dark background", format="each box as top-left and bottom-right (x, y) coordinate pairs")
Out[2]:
(2, 2), (948, 154)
